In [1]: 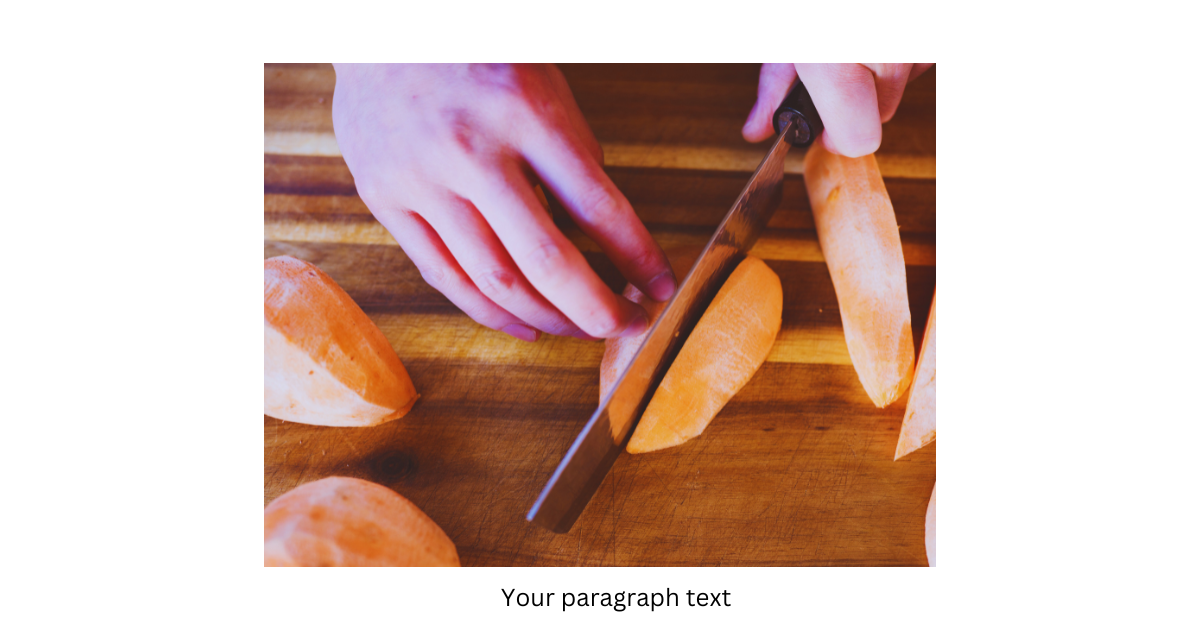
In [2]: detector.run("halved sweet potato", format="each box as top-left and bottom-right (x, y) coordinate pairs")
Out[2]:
(926, 483), (936, 567)
(896, 290), (936, 460)
(265, 476), (459, 567)
(603, 256), (782, 454)
(265, 256), (417, 426)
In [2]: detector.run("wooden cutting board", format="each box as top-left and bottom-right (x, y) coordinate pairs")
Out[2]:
(264, 63), (936, 566)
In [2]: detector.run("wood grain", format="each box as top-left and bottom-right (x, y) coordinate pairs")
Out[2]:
(264, 63), (936, 566)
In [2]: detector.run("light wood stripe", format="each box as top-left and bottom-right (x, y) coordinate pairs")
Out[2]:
(370, 313), (851, 367)
(265, 218), (936, 266)
(266, 131), (341, 156)
(264, 131), (936, 179)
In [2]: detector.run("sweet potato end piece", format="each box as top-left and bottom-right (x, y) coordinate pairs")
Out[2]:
(265, 256), (418, 426)
(264, 477), (459, 567)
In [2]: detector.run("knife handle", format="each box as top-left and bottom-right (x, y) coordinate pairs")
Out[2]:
(772, 79), (824, 147)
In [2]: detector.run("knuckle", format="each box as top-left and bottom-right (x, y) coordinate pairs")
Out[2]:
(520, 239), (569, 281)
(575, 183), (623, 224)
(473, 266), (522, 299)
(863, 63), (908, 80)
(584, 307), (625, 338)
(437, 107), (484, 158)
(416, 263), (448, 291)
(353, 179), (382, 208)
(626, 246), (662, 275)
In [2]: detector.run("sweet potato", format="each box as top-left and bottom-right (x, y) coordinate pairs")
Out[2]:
(603, 256), (782, 454)
(926, 483), (936, 567)
(265, 256), (417, 426)
(265, 477), (459, 567)
(896, 290), (936, 460)
(804, 142), (914, 407)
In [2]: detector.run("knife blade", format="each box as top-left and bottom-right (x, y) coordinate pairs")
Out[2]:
(527, 80), (824, 533)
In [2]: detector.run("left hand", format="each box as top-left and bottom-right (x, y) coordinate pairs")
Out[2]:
(741, 63), (934, 157)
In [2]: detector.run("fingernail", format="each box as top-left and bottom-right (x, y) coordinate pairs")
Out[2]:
(619, 314), (648, 338)
(646, 271), (677, 302)
(501, 323), (539, 342)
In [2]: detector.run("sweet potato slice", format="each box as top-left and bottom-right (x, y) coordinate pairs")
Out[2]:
(804, 142), (915, 407)
(602, 256), (782, 454)
(264, 477), (459, 567)
(926, 483), (936, 567)
(896, 290), (936, 460)
(265, 256), (417, 426)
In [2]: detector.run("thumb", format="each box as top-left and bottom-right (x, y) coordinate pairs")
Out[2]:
(794, 63), (882, 158)
(742, 63), (798, 142)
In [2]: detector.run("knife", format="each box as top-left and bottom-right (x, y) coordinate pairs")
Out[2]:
(527, 79), (825, 533)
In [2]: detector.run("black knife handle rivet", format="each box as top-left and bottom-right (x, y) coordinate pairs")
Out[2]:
(772, 79), (825, 148)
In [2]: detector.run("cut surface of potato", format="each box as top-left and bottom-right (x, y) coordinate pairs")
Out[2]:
(604, 256), (782, 454)
(265, 256), (417, 426)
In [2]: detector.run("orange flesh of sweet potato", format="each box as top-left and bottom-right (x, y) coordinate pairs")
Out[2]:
(896, 290), (936, 460)
(804, 142), (915, 407)
(265, 256), (417, 427)
(926, 483), (936, 567)
(603, 256), (782, 454)
(264, 477), (459, 567)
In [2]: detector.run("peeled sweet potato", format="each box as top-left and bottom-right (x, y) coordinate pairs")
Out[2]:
(265, 256), (417, 426)
(265, 476), (459, 567)
(804, 142), (914, 407)
(896, 290), (936, 460)
(603, 256), (783, 454)
(926, 483), (936, 567)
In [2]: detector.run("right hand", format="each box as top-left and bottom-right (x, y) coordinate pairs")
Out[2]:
(332, 64), (676, 342)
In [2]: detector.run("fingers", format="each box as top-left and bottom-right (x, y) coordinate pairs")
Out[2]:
(794, 63), (882, 158)
(544, 65), (604, 165)
(862, 63), (913, 123)
(371, 207), (541, 342)
(523, 119), (677, 304)
(470, 162), (651, 339)
(742, 63), (799, 143)
(414, 189), (580, 338)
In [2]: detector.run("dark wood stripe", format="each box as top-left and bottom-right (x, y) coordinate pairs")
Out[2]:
(558, 63), (763, 85)
(264, 154), (356, 196)
(265, 64), (936, 159)
(265, 160), (935, 235)
(264, 154), (347, 166)
(263, 212), (377, 224)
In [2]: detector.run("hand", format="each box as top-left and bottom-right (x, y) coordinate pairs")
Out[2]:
(331, 64), (676, 342)
(741, 63), (934, 157)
